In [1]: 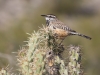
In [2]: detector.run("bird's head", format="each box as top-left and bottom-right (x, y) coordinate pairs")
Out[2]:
(41, 14), (57, 21)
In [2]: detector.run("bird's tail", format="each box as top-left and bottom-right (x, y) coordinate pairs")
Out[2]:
(69, 32), (92, 40)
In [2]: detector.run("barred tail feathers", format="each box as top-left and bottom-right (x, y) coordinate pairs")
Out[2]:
(69, 32), (92, 40)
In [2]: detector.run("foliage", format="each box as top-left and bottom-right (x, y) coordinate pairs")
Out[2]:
(0, 26), (82, 75)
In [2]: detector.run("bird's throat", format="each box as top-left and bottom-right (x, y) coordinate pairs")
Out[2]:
(46, 20), (50, 26)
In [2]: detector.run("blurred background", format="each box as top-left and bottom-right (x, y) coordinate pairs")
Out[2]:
(0, 0), (100, 75)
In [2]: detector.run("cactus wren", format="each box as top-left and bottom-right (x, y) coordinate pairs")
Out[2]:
(41, 14), (92, 40)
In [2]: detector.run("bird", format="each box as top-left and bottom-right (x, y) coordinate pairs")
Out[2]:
(41, 14), (92, 42)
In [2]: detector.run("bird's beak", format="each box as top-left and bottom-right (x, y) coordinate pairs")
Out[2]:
(41, 15), (47, 17)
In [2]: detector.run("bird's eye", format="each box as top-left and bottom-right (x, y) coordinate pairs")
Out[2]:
(50, 16), (52, 17)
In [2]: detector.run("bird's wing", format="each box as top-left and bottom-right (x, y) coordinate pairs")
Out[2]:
(53, 21), (76, 32)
